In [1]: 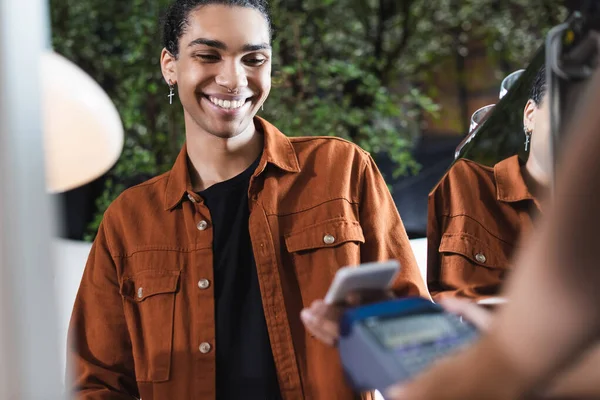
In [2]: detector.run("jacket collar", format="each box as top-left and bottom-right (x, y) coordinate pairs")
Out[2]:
(494, 155), (535, 203)
(163, 117), (300, 210)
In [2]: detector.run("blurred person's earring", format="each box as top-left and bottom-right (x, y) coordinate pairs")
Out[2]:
(168, 80), (175, 105)
(524, 126), (532, 151)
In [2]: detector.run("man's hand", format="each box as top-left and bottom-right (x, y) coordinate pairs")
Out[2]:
(300, 300), (343, 346)
(301, 290), (394, 346)
(440, 297), (493, 331)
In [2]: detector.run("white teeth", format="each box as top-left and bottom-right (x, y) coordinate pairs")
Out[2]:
(208, 96), (246, 110)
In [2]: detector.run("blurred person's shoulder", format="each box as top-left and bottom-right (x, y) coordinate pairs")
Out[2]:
(429, 158), (497, 217)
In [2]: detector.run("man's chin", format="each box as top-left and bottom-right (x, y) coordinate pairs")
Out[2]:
(204, 118), (255, 139)
(184, 105), (257, 138)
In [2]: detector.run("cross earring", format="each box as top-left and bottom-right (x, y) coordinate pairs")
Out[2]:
(524, 126), (532, 152)
(168, 80), (175, 105)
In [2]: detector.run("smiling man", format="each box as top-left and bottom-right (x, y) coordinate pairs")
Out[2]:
(67, 1), (427, 399)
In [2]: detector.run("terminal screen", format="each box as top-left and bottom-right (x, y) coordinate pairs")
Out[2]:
(368, 313), (457, 350)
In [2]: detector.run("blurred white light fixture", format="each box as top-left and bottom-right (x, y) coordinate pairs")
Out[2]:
(469, 104), (495, 133)
(500, 69), (525, 99)
(41, 50), (124, 193)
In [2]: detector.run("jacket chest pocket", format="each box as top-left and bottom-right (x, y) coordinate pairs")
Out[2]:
(120, 269), (180, 382)
(283, 218), (365, 300)
(438, 230), (513, 296)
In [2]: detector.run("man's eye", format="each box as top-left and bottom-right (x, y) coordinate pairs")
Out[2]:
(195, 54), (220, 62)
(245, 58), (267, 66)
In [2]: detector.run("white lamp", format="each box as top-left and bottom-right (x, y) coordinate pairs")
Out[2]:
(40, 50), (125, 382)
(41, 50), (124, 193)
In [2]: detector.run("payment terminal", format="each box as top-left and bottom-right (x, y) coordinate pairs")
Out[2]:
(338, 297), (479, 392)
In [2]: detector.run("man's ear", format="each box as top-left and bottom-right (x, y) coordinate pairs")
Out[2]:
(161, 48), (177, 85)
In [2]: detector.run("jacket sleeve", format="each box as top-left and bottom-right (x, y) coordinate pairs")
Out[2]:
(358, 154), (429, 297)
(67, 217), (139, 399)
(426, 181), (445, 299)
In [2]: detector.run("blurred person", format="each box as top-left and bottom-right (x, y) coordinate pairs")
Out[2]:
(383, 63), (600, 400)
(67, 0), (427, 399)
(428, 65), (551, 301)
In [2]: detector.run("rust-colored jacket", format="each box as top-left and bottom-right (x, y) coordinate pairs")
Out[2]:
(68, 117), (427, 400)
(427, 156), (540, 301)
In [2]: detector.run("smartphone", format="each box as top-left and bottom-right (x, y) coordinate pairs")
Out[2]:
(324, 260), (400, 305)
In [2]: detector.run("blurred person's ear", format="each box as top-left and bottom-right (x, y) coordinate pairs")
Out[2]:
(523, 99), (537, 132)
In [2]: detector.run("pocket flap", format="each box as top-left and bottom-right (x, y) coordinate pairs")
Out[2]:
(284, 218), (365, 253)
(439, 232), (511, 269)
(120, 270), (180, 302)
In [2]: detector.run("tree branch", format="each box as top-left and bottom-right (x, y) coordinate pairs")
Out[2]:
(349, 0), (372, 40)
(381, 0), (416, 83)
(374, 0), (387, 59)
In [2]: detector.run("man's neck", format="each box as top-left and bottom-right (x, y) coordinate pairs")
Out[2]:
(185, 119), (264, 192)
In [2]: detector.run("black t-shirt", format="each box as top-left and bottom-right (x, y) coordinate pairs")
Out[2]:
(198, 156), (281, 400)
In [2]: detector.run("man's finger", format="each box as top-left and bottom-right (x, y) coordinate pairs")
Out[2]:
(300, 309), (339, 345)
(384, 384), (407, 399)
(439, 298), (492, 330)
(344, 289), (394, 306)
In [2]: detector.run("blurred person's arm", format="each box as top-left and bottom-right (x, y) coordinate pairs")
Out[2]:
(544, 344), (600, 399)
(488, 64), (600, 393)
(67, 218), (138, 399)
(386, 67), (600, 400)
(441, 298), (600, 399)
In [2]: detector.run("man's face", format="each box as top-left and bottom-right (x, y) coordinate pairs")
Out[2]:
(162, 5), (272, 139)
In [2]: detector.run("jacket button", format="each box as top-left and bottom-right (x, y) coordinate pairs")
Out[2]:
(137, 287), (143, 299)
(199, 342), (212, 354)
(323, 234), (335, 245)
(475, 253), (486, 263)
(198, 279), (210, 289)
(197, 220), (209, 231)
(187, 193), (197, 203)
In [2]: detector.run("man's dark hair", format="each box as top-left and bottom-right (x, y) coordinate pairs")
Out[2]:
(529, 64), (547, 106)
(162, 0), (271, 57)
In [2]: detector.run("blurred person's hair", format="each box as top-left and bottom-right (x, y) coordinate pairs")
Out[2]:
(162, 0), (272, 57)
(530, 64), (547, 106)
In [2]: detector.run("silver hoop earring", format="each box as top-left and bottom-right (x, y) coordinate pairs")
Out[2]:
(524, 127), (532, 152)
(168, 81), (175, 105)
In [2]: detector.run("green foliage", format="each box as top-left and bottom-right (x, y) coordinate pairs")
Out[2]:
(50, 0), (565, 241)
